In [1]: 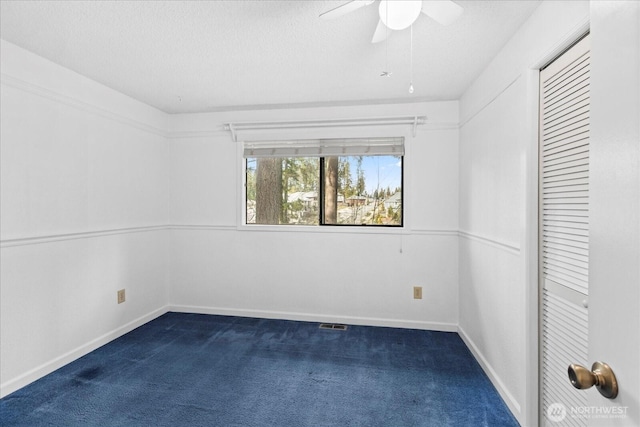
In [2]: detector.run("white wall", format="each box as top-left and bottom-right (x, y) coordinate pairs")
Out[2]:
(167, 102), (461, 330)
(0, 40), (170, 397)
(457, 1), (590, 426)
(588, 1), (640, 423)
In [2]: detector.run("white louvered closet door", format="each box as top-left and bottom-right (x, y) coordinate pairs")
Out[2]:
(540, 34), (591, 426)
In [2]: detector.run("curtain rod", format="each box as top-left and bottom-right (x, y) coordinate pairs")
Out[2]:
(224, 116), (427, 142)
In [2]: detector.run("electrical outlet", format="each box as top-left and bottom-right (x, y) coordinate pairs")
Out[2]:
(117, 289), (126, 304)
(413, 286), (422, 300)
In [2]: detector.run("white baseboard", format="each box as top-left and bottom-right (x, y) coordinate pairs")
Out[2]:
(0, 306), (169, 398)
(168, 305), (458, 332)
(457, 325), (523, 425)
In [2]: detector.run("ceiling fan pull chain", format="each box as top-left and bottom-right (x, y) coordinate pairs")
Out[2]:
(409, 24), (414, 94)
(381, 1), (391, 77)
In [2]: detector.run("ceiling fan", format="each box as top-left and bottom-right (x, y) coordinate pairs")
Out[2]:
(320, 0), (464, 43)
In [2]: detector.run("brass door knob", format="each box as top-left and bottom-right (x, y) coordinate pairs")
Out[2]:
(568, 361), (618, 399)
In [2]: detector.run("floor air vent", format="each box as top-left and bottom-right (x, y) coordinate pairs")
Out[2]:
(319, 323), (348, 331)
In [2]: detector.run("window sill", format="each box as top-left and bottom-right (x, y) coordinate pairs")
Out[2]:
(237, 224), (406, 235)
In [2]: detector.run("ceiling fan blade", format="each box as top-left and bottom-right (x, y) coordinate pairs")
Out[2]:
(421, 0), (463, 26)
(371, 20), (391, 43)
(319, 0), (375, 20)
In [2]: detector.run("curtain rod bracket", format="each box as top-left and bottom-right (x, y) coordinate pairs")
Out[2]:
(225, 123), (237, 142)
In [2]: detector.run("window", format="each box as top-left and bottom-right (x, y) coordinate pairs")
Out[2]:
(244, 138), (403, 226)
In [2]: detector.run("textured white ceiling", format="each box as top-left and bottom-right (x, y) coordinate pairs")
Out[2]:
(0, 0), (541, 114)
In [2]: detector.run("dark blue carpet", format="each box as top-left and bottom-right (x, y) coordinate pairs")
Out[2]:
(1, 312), (519, 426)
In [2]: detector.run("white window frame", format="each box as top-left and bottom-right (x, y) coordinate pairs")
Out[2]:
(236, 128), (415, 234)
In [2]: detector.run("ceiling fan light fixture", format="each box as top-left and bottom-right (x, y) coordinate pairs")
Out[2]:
(379, 0), (422, 31)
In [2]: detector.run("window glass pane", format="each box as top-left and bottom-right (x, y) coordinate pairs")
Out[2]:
(324, 155), (402, 226)
(246, 153), (402, 227)
(246, 157), (319, 225)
